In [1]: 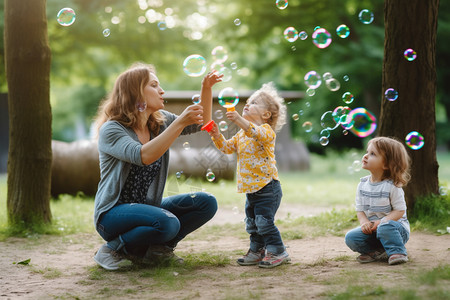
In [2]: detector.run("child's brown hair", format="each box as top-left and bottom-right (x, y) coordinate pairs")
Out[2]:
(368, 137), (411, 187)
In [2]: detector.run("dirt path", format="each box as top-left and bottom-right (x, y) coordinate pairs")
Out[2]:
(1, 208), (449, 300)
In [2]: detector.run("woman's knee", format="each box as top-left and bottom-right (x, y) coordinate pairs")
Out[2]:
(158, 209), (181, 237)
(195, 192), (218, 216)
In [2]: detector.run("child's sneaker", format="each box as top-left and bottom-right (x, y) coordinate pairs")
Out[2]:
(93, 244), (127, 271)
(388, 254), (408, 265)
(237, 248), (265, 266)
(357, 249), (388, 263)
(258, 250), (290, 268)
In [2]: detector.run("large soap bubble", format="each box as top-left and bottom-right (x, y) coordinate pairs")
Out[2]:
(405, 131), (424, 150)
(304, 71), (322, 89)
(57, 8), (76, 26)
(347, 108), (377, 137)
(183, 55), (207, 77)
(312, 28), (332, 49)
(218, 87), (239, 110)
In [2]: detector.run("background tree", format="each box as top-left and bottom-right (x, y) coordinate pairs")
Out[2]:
(379, 0), (440, 212)
(5, 0), (52, 226)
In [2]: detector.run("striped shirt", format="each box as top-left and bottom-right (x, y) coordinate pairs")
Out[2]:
(355, 175), (410, 233)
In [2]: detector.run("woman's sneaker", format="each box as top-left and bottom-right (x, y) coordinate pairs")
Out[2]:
(237, 248), (265, 266)
(93, 244), (127, 271)
(143, 245), (184, 265)
(388, 254), (408, 265)
(258, 250), (291, 268)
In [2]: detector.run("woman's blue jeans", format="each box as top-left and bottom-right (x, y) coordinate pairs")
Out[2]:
(96, 192), (217, 255)
(345, 220), (409, 257)
(245, 180), (285, 254)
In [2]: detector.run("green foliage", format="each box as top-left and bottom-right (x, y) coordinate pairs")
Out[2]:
(410, 193), (450, 234)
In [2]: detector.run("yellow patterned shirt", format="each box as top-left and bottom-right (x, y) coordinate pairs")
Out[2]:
(212, 122), (279, 193)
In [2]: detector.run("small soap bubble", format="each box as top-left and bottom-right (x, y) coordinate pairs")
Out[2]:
(183, 55), (207, 77)
(320, 129), (330, 138)
(319, 136), (329, 146)
(103, 28), (111, 37)
(230, 62), (238, 69)
(439, 186), (448, 196)
(299, 31), (308, 40)
(343, 75), (350, 82)
(158, 21), (167, 30)
(57, 8), (76, 26)
(232, 206), (239, 214)
(291, 46), (297, 51)
(359, 9), (374, 24)
(336, 24), (350, 38)
(212, 46), (228, 63)
(306, 88), (316, 96)
(323, 72), (333, 81)
(352, 160), (362, 172)
(305, 102), (311, 108)
(312, 28), (332, 49)
(214, 110), (224, 119)
(183, 142), (190, 150)
(284, 27), (299, 42)
(326, 78), (341, 92)
(302, 121), (313, 132)
(304, 71), (322, 89)
(234, 18), (241, 26)
(298, 110), (304, 116)
(206, 170), (216, 182)
(405, 131), (424, 150)
(342, 92), (354, 104)
(292, 114), (299, 121)
(404, 49), (417, 61)
(343, 130), (348, 135)
(176, 171), (183, 179)
(219, 121), (228, 132)
(385, 88), (398, 101)
(276, 0), (288, 10)
(191, 94), (201, 104)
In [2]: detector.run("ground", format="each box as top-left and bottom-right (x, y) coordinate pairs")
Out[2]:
(0, 206), (449, 300)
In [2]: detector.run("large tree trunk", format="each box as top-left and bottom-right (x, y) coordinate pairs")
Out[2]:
(380, 0), (440, 214)
(5, 0), (52, 225)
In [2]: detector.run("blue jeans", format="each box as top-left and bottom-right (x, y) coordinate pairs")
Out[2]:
(245, 180), (285, 254)
(345, 220), (409, 257)
(96, 192), (217, 256)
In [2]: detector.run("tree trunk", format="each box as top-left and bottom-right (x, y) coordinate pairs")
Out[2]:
(5, 0), (52, 225)
(380, 0), (440, 214)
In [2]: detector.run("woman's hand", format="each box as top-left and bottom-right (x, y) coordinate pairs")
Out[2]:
(179, 104), (204, 126)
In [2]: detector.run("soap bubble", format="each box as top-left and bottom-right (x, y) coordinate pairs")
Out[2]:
(217, 66), (232, 82)
(232, 206), (239, 214)
(158, 21), (167, 30)
(212, 46), (228, 64)
(103, 28), (111, 37)
(352, 160), (362, 172)
(326, 78), (341, 92)
(302, 121), (313, 132)
(306, 88), (316, 96)
(299, 31), (308, 40)
(312, 28), (332, 49)
(183, 55), (207, 77)
(404, 49), (417, 61)
(320, 129), (330, 138)
(234, 18), (241, 26)
(219, 121), (228, 132)
(176, 171), (183, 179)
(336, 24), (350, 38)
(320, 111), (339, 130)
(405, 131), (424, 150)
(319, 136), (329, 146)
(218, 87), (239, 109)
(57, 8), (76, 26)
(191, 94), (201, 104)
(342, 92), (354, 104)
(347, 108), (377, 138)
(284, 27), (299, 42)
(384, 88), (398, 101)
(359, 9), (374, 24)
(304, 71), (322, 89)
(206, 169), (216, 182)
(276, 0), (288, 10)
(292, 114), (299, 121)
(214, 110), (224, 119)
(183, 142), (190, 150)
(343, 75), (350, 82)
(323, 72), (333, 81)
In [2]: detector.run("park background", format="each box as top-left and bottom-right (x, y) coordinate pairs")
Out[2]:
(0, 0), (450, 299)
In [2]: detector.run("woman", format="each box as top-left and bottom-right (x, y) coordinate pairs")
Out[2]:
(93, 63), (221, 270)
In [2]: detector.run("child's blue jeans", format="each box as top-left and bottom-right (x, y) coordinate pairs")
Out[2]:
(345, 220), (409, 257)
(96, 192), (217, 255)
(245, 180), (285, 255)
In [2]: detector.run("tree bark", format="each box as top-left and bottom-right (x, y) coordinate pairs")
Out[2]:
(5, 0), (52, 225)
(380, 0), (440, 213)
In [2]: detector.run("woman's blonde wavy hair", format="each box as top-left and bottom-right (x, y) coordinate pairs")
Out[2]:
(369, 137), (411, 187)
(95, 62), (165, 135)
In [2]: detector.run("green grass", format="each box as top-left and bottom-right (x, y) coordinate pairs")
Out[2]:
(0, 151), (449, 237)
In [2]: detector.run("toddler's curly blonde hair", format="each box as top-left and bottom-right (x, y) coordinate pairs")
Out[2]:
(249, 82), (287, 132)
